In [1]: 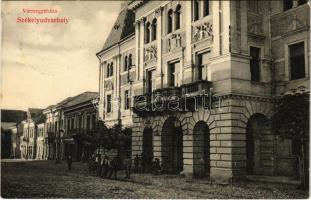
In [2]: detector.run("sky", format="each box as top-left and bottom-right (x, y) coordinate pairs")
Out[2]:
(1, 1), (121, 111)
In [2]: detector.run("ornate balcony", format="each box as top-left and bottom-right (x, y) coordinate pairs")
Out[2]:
(181, 80), (212, 97)
(132, 80), (213, 116)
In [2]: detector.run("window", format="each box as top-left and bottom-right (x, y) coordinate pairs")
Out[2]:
(151, 18), (157, 41)
(203, 0), (209, 16)
(289, 42), (305, 80)
(167, 9), (173, 33)
(128, 54), (132, 70)
(55, 121), (58, 132)
(298, 0), (308, 5)
(107, 95), (112, 113)
(145, 22), (150, 43)
(86, 115), (91, 131)
(283, 0), (293, 11)
(168, 62), (180, 87)
(109, 62), (114, 76)
(107, 63), (110, 77)
(124, 56), (128, 71)
(196, 54), (204, 80)
(193, 0), (200, 21)
(175, 5), (181, 30)
(67, 119), (70, 130)
(147, 70), (154, 94)
(91, 114), (96, 129)
(71, 118), (74, 129)
(250, 47), (261, 82)
(78, 116), (82, 129)
(124, 90), (130, 110)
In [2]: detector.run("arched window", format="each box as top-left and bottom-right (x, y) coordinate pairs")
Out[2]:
(175, 5), (181, 30)
(107, 63), (110, 77)
(110, 62), (113, 76)
(124, 56), (128, 71)
(203, 0), (209, 16)
(128, 54), (132, 70)
(145, 22), (150, 43)
(167, 9), (173, 34)
(193, 0), (199, 21)
(151, 18), (157, 41)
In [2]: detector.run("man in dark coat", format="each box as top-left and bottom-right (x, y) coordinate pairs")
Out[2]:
(108, 156), (118, 179)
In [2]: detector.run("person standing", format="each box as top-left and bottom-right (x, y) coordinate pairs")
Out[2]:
(124, 156), (132, 179)
(134, 154), (139, 173)
(66, 155), (73, 171)
(108, 156), (118, 179)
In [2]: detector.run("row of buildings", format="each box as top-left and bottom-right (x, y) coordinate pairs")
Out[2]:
(95, 0), (310, 182)
(2, 92), (99, 161)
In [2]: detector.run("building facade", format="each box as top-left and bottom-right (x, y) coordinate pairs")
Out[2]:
(36, 123), (45, 160)
(62, 92), (98, 161)
(97, 0), (310, 182)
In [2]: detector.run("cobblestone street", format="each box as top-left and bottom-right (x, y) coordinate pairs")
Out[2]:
(1, 160), (308, 199)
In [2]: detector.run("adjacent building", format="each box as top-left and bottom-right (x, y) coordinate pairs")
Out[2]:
(97, 0), (309, 182)
(62, 91), (98, 161)
(20, 109), (45, 159)
(1, 109), (27, 158)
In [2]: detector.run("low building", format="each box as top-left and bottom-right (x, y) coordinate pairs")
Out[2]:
(20, 108), (44, 159)
(1, 109), (27, 158)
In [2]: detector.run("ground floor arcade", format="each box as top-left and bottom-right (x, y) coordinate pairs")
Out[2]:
(131, 94), (302, 183)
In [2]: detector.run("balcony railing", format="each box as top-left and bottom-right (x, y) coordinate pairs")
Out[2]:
(181, 80), (212, 97)
(132, 80), (212, 115)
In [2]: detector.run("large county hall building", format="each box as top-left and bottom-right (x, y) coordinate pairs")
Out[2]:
(96, 0), (310, 183)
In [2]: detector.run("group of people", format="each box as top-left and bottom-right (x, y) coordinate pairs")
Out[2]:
(88, 154), (132, 179)
(88, 153), (164, 180)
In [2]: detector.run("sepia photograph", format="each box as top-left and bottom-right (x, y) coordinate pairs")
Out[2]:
(1, 0), (310, 198)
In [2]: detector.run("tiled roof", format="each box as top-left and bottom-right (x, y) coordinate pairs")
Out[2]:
(101, 8), (135, 51)
(1, 109), (27, 123)
(62, 92), (98, 108)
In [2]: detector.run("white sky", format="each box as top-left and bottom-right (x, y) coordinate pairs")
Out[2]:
(1, 1), (121, 111)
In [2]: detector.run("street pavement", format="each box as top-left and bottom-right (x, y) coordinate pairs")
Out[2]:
(1, 160), (308, 198)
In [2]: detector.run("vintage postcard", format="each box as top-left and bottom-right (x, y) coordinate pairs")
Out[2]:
(1, 0), (310, 199)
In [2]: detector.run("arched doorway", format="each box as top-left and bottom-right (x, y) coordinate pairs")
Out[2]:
(142, 127), (153, 173)
(161, 117), (183, 174)
(193, 121), (210, 178)
(246, 113), (272, 175)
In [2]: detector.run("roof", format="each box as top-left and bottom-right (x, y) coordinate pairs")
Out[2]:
(101, 7), (135, 51)
(62, 92), (98, 109)
(1, 109), (27, 123)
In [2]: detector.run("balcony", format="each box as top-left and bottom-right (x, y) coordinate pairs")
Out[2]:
(132, 80), (212, 116)
(181, 80), (212, 97)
